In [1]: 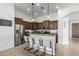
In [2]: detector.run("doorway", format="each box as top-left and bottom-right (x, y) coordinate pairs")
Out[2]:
(72, 22), (79, 43)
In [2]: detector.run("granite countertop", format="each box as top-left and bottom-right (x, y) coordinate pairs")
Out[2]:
(31, 32), (57, 35)
(30, 33), (57, 37)
(24, 33), (57, 37)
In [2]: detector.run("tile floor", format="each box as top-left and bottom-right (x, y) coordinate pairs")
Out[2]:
(0, 42), (79, 56)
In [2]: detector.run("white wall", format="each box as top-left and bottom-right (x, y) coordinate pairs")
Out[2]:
(0, 3), (14, 51)
(58, 4), (79, 44)
(62, 17), (69, 44)
(15, 8), (32, 22)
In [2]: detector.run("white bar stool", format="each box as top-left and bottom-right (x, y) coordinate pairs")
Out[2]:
(30, 37), (39, 53)
(24, 36), (34, 51)
(35, 38), (45, 56)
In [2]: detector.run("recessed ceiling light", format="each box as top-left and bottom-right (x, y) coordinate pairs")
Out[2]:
(32, 18), (34, 21)
(35, 13), (38, 15)
(27, 8), (30, 11)
(37, 3), (40, 6)
(44, 10), (47, 12)
(56, 6), (59, 9)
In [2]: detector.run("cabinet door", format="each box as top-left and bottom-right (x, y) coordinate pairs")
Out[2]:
(28, 23), (32, 30)
(43, 21), (50, 29)
(15, 17), (23, 25)
(43, 21), (49, 28)
(32, 23), (38, 30)
(25, 22), (29, 29)
(49, 21), (54, 29)
(38, 23), (40, 29)
(49, 21), (58, 29)
(23, 21), (29, 29)
(38, 23), (44, 29)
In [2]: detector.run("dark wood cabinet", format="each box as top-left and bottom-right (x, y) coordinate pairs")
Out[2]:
(23, 21), (32, 30)
(49, 20), (58, 29)
(43, 20), (50, 29)
(15, 17), (23, 25)
(28, 23), (32, 30)
(30, 20), (58, 30)
(23, 21), (28, 29)
(50, 21), (53, 29)
(15, 17), (58, 30)
(32, 22), (38, 30)
(38, 22), (44, 29)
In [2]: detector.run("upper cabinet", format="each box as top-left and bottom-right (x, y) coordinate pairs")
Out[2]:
(28, 23), (32, 30)
(38, 22), (44, 29)
(43, 20), (50, 29)
(22, 20), (58, 30)
(15, 17), (58, 30)
(32, 22), (38, 30)
(15, 17), (23, 25)
(49, 20), (58, 29)
(23, 21), (28, 29)
(23, 21), (32, 30)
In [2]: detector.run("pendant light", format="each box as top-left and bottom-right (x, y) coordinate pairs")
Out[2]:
(47, 3), (50, 30)
(47, 3), (50, 19)
(32, 3), (34, 22)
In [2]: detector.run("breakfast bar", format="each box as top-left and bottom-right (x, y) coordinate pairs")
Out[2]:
(24, 33), (56, 56)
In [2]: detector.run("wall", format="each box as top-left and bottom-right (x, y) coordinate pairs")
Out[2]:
(0, 3), (14, 51)
(15, 8), (32, 22)
(58, 4), (79, 44)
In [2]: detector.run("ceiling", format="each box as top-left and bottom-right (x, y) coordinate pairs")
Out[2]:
(15, 3), (69, 18)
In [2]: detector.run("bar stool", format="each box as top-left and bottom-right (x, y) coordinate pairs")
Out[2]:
(44, 40), (53, 56)
(29, 37), (39, 54)
(24, 36), (29, 49)
(35, 38), (45, 56)
(24, 36), (34, 51)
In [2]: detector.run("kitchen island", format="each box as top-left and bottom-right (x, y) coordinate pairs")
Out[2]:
(24, 33), (56, 55)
